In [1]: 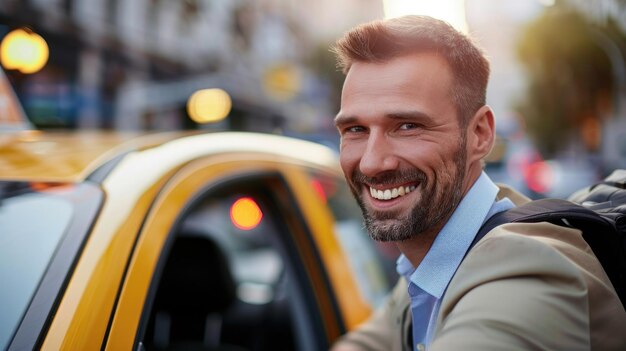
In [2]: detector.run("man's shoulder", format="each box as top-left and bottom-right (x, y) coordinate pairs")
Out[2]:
(459, 221), (592, 283)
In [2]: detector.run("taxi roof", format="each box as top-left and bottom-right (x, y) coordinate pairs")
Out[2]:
(0, 130), (339, 183)
(0, 130), (200, 183)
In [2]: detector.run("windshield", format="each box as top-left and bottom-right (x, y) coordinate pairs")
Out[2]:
(0, 182), (102, 350)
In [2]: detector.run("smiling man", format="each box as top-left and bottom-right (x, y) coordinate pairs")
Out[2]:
(331, 15), (626, 351)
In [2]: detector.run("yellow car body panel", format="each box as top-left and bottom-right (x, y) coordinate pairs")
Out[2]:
(40, 169), (174, 350)
(0, 131), (195, 182)
(30, 132), (374, 350)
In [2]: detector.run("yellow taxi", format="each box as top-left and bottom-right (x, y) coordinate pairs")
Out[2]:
(0, 127), (395, 351)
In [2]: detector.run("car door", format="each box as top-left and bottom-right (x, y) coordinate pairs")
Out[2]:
(102, 153), (370, 351)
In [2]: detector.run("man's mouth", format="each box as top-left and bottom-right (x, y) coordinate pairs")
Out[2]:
(368, 184), (417, 200)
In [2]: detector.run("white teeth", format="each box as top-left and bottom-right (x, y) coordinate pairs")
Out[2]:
(369, 184), (415, 200)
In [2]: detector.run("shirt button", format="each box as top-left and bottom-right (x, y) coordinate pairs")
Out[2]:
(416, 343), (426, 351)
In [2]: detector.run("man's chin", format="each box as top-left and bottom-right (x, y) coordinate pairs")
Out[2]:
(363, 216), (407, 240)
(366, 223), (414, 242)
(364, 205), (406, 221)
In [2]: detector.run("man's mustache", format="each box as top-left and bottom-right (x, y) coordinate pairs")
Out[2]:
(351, 169), (427, 188)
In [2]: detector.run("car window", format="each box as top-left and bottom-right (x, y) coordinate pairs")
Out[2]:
(0, 182), (103, 350)
(309, 171), (397, 308)
(140, 174), (328, 351)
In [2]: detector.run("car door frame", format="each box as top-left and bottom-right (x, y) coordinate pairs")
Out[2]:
(102, 154), (352, 350)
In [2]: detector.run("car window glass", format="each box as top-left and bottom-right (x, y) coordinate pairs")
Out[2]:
(0, 190), (72, 350)
(310, 171), (397, 308)
(182, 193), (284, 305)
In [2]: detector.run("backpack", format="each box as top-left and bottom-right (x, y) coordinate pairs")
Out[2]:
(474, 169), (626, 309)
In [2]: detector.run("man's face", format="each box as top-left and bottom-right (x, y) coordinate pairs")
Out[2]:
(335, 52), (468, 242)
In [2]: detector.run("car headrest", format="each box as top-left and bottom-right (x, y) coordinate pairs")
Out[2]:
(154, 235), (237, 314)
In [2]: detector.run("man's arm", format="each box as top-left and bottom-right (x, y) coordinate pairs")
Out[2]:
(331, 278), (409, 351)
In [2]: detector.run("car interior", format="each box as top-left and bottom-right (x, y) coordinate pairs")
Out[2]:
(140, 178), (312, 351)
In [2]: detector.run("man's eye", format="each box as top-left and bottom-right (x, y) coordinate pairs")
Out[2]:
(399, 123), (418, 130)
(346, 126), (365, 133)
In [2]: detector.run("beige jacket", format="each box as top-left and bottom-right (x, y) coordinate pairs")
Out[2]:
(333, 186), (626, 350)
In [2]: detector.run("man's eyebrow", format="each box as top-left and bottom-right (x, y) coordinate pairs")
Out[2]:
(333, 114), (356, 127)
(386, 110), (435, 123)
(334, 110), (435, 127)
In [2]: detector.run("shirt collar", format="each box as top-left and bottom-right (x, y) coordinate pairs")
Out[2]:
(396, 171), (501, 298)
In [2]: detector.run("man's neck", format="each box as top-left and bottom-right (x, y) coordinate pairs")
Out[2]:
(396, 225), (440, 268)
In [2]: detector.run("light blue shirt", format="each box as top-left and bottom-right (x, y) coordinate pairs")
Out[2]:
(396, 172), (515, 350)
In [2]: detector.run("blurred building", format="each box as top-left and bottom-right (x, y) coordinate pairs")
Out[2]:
(0, 0), (382, 134)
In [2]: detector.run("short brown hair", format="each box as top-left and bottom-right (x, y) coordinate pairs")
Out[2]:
(332, 15), (490, 125)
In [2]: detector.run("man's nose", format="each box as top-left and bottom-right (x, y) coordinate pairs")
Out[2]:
(359, 133), (400, 177)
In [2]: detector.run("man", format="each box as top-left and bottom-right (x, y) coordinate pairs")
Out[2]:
(331, 15), (626, 351)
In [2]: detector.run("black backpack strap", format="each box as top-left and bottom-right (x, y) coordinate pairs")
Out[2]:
(472, 199), (609, 247)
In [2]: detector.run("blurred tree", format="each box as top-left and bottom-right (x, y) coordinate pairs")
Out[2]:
(515, 2), (626, 156)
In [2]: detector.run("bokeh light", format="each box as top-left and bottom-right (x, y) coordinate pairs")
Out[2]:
(186, 88), (232, 124)
(0, 28), (49, 74)
(230, 197), (263, 230)
(524, 160), (555, 194)
(262, 64), (300, 101)
(310, 179), (327, 203)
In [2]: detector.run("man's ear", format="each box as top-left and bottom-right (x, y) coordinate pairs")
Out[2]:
(467, 105), (495, 162)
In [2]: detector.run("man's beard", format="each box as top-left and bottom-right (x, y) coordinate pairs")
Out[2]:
(348, 139), (467, 242)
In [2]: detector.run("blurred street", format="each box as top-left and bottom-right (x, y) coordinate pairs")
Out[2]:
(1, 0), (625, 195)
(2, 1), (626, 350)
